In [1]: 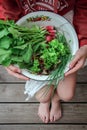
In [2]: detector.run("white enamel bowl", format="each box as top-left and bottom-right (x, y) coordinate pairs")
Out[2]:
(16, 11), (79, 81)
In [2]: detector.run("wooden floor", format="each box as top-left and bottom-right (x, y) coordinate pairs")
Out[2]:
(0, 65), (87, 130)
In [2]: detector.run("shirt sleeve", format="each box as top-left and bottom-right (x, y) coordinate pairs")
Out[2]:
(0, 0), (22, 21)
(73, 0), (87, 47)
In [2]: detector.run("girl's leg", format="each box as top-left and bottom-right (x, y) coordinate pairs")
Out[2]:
(57, 72), (77, 102)
(35, 72), (77, 123)
(50, 72), (77, 122)
(50, 90), (62, 122)
(35, 85), (54, 123)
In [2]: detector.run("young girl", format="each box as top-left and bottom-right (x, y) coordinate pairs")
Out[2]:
(1, 0), (87, 123)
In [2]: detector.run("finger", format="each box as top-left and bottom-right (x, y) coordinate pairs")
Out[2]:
(69, 55), (80, 69)
(65, 60), (84, 76)
(7, 65), (21, 73)
(5, 67), (29, 80)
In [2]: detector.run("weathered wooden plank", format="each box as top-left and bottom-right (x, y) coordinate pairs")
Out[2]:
(0, 84), (87, 102)
(0, 84), (27, 102)
(0, 66), (24, 82)
(0, 66), (87, 82)
(77, 66), (87, 82)
(0, 103), (86, 123)
(0, 125), (87, 130)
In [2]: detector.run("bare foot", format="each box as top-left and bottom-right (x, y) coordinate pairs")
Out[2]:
(38, 102), (50, 123)
(50, 100), (62, 122)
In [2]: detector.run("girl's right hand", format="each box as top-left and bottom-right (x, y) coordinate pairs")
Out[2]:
(65, 45), (87, 76)
(5, 65), (29, 80)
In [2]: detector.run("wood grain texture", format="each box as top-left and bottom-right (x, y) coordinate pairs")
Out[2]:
(0, 125), (87, 130)
(0, 103), (87, 123)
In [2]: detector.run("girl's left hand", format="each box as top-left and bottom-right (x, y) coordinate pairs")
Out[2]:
(5, 65), (29, 80)
(65, 45), (87, 76)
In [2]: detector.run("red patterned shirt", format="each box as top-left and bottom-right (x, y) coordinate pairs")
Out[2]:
(16, 0), (75, 15)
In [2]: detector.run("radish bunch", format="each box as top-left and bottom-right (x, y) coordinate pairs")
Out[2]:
(45, 26), (56, 42)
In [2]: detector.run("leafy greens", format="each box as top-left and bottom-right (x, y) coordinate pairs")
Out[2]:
(0, 20), (72, 87)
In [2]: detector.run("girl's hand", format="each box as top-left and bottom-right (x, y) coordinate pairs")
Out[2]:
(65, 45), (87, 76)
(5, 65), (29, 80)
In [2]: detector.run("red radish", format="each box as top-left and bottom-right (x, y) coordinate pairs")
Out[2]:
(45, 26), (54, 30)
(45, 26), (56, 42)
(49, 32), (55, 36)
(46, 35), (53, 42)
(48, 29), (56, 33)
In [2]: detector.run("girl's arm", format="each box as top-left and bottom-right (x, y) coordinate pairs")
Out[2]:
(65, 0), (87, 76)
(73, 0), (87, 47)
(0, 0), (22, 21)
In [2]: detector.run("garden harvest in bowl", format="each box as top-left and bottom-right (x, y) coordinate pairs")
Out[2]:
(0, 11), (78, 87)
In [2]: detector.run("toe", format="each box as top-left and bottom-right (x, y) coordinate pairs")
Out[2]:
(54, 112), (62, 122)
(53, 115), (57, 122)
(43, 116), (47, 123)
(45, 116), (49, 123)
(50, 115), (54, 122)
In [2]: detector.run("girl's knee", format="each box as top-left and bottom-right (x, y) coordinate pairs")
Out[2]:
(59, 91), (75, 102)
(57, 73), (76, 102)
(58, 89), (75, 102)
(35, 85), (54, 103)
(57, 84), (75, 102)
